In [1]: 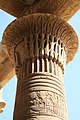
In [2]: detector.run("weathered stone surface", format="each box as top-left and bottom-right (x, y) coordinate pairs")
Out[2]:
(2, 13), (78, 119)
(22, 0), (80, 21)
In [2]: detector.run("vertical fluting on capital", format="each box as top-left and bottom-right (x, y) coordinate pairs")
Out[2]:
(2, 14), (78, 120)
(0, 89), (6, 113)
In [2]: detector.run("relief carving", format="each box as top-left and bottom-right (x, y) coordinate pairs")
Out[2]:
(26, 91), (67, 119)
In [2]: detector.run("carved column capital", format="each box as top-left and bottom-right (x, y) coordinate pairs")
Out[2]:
(2, 13), (78, 64)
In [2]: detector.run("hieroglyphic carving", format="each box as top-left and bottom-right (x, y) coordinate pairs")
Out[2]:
(14, 91), (67, 119)
(27, 91), (67, 119)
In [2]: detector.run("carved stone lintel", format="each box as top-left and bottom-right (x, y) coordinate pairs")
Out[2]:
(20, 0), (80, 21)
(0, 0), (80, 21)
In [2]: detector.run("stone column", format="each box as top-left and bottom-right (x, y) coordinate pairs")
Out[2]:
(2, 14), (78, 120)
(0, 89), (6, 113)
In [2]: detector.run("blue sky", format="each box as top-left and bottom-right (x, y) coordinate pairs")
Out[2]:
(0, 9), (80, 120)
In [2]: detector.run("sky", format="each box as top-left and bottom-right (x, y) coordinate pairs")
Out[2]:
(0, 9), (80, 120)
